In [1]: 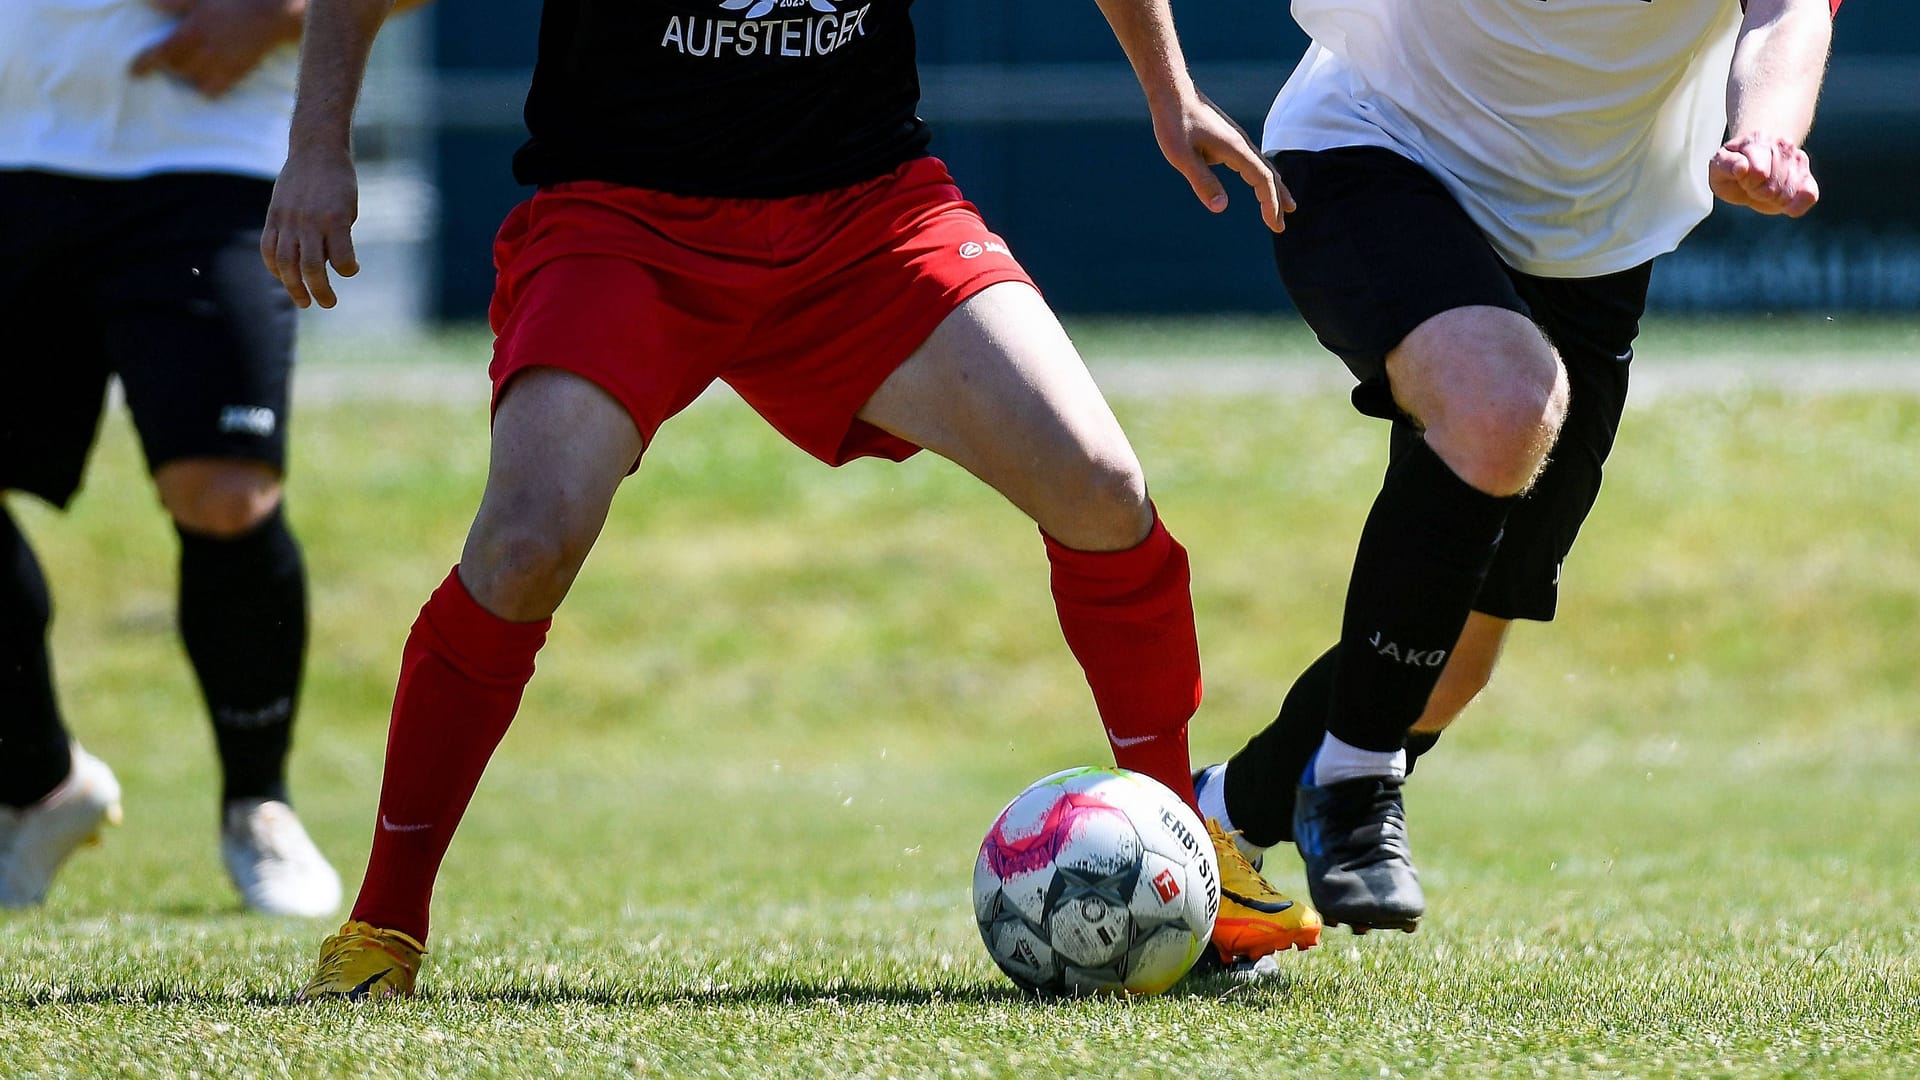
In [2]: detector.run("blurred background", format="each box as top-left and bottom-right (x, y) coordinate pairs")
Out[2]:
(339, 1), (1920, 334)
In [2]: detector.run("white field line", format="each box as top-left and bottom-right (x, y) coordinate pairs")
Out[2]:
(291, 353), (1920, 407)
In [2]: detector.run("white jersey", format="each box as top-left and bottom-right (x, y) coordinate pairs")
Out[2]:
(0, 0), (296, 180)
(1265, 0), (1743, 278)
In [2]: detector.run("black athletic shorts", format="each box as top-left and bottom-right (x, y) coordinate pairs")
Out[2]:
(0, 170), (296, 508)
(1271, 146), (1653, 622)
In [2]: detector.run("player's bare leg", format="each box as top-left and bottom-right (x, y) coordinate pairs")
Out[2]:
(298, 368), (641, 1000)
(859, 281), (1320, 960)
(1409, 613), (1509, 737)
(457, 369), (644, 622)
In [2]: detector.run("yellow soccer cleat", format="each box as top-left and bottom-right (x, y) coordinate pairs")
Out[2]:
(295, 921), (425, 1002)
(1206, 818), (1322, 963)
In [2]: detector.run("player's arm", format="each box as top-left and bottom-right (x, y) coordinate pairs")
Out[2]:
(259, 0), (396, 309)
(1092, 0), (1294, 232)
(131, 0), (429, 99)
(1711, 0), (1835, 218)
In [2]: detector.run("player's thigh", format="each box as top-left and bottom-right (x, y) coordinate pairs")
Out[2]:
(480, 366), (644, 536)
(1270, 147), (1533, 423)
(856, 281), (1150, 551)
(94, 175), (297, 492)
(0, 173), (115, 508)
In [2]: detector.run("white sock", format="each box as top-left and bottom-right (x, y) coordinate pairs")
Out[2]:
(1195, 764), (1232, 830)
(1309, 733), (1407, 786)
(1194, 763), (1269, 865)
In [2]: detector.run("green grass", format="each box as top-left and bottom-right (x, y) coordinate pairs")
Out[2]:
(4, 322), (1919, 1077)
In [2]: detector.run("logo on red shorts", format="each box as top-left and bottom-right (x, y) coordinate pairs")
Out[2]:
(1151, 868), (1182, 903)
(957, 239), (1010, 260)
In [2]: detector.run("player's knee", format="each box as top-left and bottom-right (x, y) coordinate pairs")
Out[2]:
(461, 518), (590, 617)
(1435, 361), (1567, 496)
(157, 462), (284, 538)
(1474, 379), (1563, 474)
(1048, 452), (1152, 551)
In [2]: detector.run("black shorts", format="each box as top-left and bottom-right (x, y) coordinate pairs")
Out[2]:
(1271, 147), (1652, 622)
(0, 170), (296, 508)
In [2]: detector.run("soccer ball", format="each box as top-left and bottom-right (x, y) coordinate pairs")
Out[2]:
(972, 766), (1219, 995)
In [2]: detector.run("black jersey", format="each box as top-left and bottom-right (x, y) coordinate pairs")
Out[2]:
(513, 0), (931, 198)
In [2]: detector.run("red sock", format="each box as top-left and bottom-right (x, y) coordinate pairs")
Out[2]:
(348, 567), (549, 943)
(1045, 507), (1202, 812)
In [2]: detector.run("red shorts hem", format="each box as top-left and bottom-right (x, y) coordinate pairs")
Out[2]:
(486, 157), (1038, 467)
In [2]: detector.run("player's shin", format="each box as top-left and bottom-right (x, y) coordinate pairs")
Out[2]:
(1044, 508), (1202, 811)
(1323, 439), (1507, 766)
(348, 566), (550, 943)
(177, 506), (307, 806)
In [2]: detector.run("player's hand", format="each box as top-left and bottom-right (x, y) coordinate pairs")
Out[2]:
(1709, 132), (1820, 217)
(1150, 90), (1295, 233)
(131, 0), (304, 99)
(261, 150), (360, 309)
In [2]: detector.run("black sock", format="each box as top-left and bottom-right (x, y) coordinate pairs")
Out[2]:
(1328, 438), (1510, 751)
(177, 505), (306, 806)
(1223, 645), (1338, 847)
(0, 506), (73, 807)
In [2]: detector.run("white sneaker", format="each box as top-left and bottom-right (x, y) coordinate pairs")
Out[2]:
(221, 799), (342, 918)
(0, 744), (123, 907)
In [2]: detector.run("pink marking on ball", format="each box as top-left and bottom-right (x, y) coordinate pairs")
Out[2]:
(985, 793), (1126, 878)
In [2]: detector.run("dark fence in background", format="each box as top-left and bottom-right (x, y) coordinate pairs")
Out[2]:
(426, 2), (1920, 320)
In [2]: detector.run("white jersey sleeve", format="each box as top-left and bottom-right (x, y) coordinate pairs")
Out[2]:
(1265, 0), (1743, 279)
(0, 0), (296, 180)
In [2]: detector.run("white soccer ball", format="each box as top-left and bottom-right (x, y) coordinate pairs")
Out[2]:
(972, 766), (1219, 995)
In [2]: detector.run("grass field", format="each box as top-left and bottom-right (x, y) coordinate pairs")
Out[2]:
(4, 317), (1918, 1078)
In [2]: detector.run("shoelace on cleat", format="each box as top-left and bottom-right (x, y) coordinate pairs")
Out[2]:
(1210, 825), (1292, 904)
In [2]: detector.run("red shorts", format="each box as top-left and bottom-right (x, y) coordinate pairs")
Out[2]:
(487, 157), (1036, 466)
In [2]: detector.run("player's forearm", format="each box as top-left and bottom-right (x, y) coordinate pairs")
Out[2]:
(1726, 0), (1833, 142)
(286, 0), (395, 158)
(1093, 0), (1199, 111)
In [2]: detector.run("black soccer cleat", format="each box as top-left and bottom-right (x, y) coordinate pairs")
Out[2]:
(1292, 773), (1424, 933)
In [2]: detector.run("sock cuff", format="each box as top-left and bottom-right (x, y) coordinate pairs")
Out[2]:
(1043, 504), (1185, 599)
(176, 504), (299, 571)
(417, 566), (550, 683)
(1387, 439), (1514, 568)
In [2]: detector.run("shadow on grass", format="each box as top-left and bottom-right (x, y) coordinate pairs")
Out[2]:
(2, 970), (1296, 1010)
